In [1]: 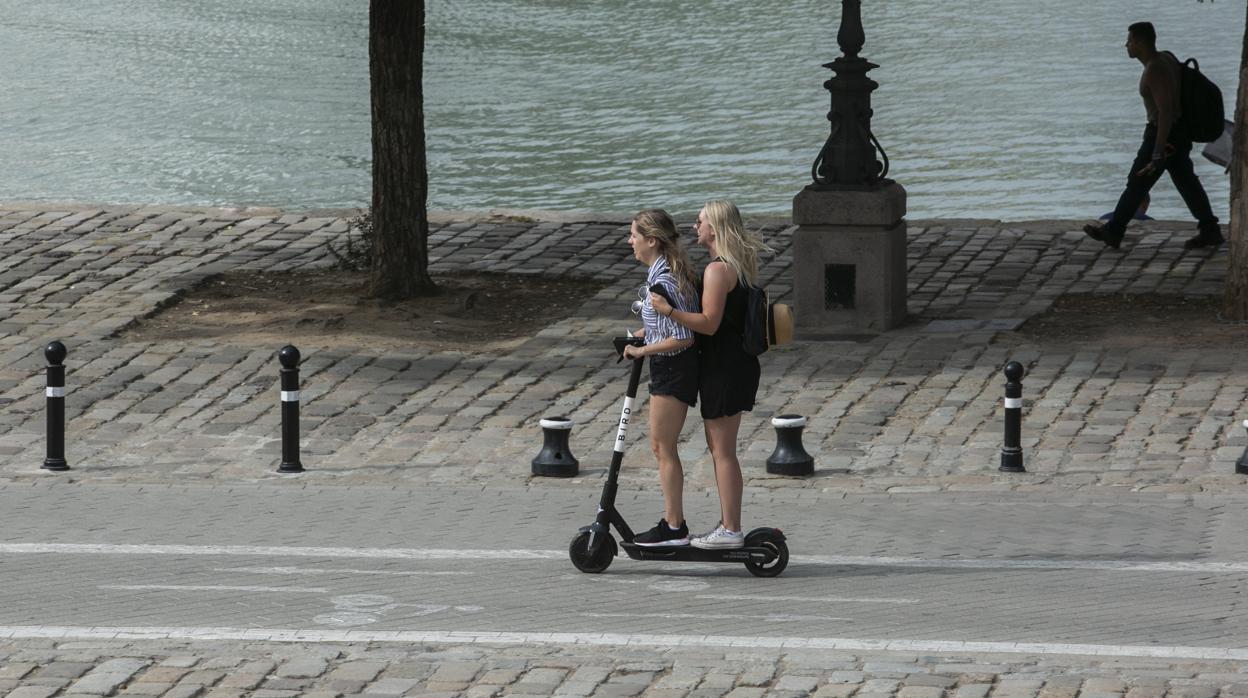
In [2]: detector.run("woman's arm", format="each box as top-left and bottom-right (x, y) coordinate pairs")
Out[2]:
(650, 261), (733, 336)
(623, 336), (694, 359)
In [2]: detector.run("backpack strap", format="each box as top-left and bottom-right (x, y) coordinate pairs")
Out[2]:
(766, 300), (776, 346)
(1162, 50), (1194, 72)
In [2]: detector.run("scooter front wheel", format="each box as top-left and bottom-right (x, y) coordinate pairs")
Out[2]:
(745, 535), (789, 578)
(569, 530), (617, 573)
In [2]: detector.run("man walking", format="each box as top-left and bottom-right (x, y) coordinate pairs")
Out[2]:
(1084, 22), (1224, 251)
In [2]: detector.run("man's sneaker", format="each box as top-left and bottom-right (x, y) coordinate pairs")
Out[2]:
(634, 518), (689, 547)
(1183, 230), (1225, 250)
(1083, 223), (1123, 250)
(690, 524), (745, 550)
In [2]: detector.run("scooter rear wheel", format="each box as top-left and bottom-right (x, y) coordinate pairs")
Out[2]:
(744, 535), (788, 578)
(569, 530), (617, 573)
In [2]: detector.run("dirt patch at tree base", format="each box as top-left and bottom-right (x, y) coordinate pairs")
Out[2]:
(1016, 293), (1246, 347)
(125, 269), (609, 354)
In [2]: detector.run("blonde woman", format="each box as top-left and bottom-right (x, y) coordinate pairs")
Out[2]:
(649, 200), (770, 549)
(623, 209), (702, 547)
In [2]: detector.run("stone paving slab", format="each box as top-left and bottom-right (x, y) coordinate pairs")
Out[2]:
(4, 637), (1248, 697)
(0, 204), (1244, 493)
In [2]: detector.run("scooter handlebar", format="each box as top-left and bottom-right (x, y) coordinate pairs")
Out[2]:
(612, 335), (646, 363)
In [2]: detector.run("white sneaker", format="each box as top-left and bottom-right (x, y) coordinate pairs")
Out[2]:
(690, 524), (744, 549)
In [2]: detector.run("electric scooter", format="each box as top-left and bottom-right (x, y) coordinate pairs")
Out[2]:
(568, 333), (789, 577)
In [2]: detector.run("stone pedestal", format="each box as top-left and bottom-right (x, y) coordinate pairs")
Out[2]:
(791, 181), (907, 338)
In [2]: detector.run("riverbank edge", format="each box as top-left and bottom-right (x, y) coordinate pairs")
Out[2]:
(0, 200), (1126, 230)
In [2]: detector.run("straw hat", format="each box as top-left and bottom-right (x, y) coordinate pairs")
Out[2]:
(768, 302), (794, 347)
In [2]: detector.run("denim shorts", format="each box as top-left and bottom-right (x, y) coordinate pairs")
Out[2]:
(649, 347), (699, 407)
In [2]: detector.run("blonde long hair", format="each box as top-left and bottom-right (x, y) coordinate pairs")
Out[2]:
(633, 209), (698, 299)
(702, 200), (772, 287)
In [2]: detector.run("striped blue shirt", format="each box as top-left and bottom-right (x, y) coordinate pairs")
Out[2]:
(641, 257), (698, 355)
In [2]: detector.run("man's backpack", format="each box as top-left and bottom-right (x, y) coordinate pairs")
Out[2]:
(741, 284), (793, 356)
(1166, 51), (1225, 143)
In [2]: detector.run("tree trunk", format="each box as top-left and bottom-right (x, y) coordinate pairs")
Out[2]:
(1225, 9), (1248, 319)
(368, 0), (436, 299)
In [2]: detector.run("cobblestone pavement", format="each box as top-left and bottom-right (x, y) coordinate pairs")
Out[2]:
(0, 204), (1242, 492)
(8, 637), (1248, 698)
(1, 203), (1247, 694)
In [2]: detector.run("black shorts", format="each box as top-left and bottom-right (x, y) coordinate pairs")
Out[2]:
(699, 347), (760, 420)
(649, 348), (699, 408)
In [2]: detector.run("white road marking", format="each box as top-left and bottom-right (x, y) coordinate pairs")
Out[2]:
(313, 612), (376, 627)
(99, 584), (327, 594)
(0, 625), (1246, 660)
(330, 594), (396, 609)
(0, 543), (562, 560)
(697, 594), (919, 604)
(314, 594), (483, 628)
(316, 594), (396, 627)
(572, 570), (721, 585)
(649, 579), (709, 592)
(795, 555), (1248, 572)
(216, 566), (474, 577)
(581, 611), (850, 623)
(6, 544), (1248, 573)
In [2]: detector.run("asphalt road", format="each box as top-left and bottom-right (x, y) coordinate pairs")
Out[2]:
(2, 482), (1246, 660)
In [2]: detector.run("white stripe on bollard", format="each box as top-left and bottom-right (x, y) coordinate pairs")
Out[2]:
(771, 415), (807, 428)
(1004, 397), (1022, 409)
(45, 387), (65, 398)
(281, 391), (300, 402)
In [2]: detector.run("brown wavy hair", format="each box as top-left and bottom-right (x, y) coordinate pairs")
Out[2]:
(633, 208), (699, 300)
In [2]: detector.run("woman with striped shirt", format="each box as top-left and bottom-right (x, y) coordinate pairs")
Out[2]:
(622, 209), (702, 547)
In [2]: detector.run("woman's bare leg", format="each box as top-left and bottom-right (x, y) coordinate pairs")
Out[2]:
(703, 413), (743, 531)
(649, 394), (689, 526)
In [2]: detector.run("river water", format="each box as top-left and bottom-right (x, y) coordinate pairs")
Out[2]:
(2, 0), (1243, 220)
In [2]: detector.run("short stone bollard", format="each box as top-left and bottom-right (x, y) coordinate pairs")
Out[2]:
(42, 341), (70, 472)
(277, 345), (304, 474)
(766, 414), (814, 476)
(532, 417), (578, 477)
(1236, 420), (1248, 475)
(999, 361), (1025, 473)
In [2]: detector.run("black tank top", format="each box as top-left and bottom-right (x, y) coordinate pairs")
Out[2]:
(699, 259), (748, 357)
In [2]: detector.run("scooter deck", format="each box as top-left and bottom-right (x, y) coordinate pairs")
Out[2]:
(620, 542), (776, 565)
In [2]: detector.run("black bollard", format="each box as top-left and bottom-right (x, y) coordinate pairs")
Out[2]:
(1236, 420), (1248, 475)
(532, 417), (578, 477)
(277, 345), (304, 473)
(766, 414), (815, 476)
(42, 341), (69, 472)
(999, 361), (1025, 473)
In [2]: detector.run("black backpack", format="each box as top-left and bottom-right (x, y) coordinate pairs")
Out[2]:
(741, 284), (794, 356)
(1165, 51), (1225, 143)
(741, 284), (769, 355)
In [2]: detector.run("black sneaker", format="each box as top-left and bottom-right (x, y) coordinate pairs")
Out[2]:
(1183, 230), (1225, 250)
(1083, 223), (1123, 250)
(634, 518), (690, 547)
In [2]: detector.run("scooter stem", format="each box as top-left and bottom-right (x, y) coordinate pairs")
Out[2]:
(597, 336), (646, 516)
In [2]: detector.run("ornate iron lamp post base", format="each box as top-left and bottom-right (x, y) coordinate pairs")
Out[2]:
(792, 0), (907, 338)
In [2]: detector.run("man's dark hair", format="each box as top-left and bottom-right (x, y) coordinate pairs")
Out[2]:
(1128, 22), (1156, 46)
